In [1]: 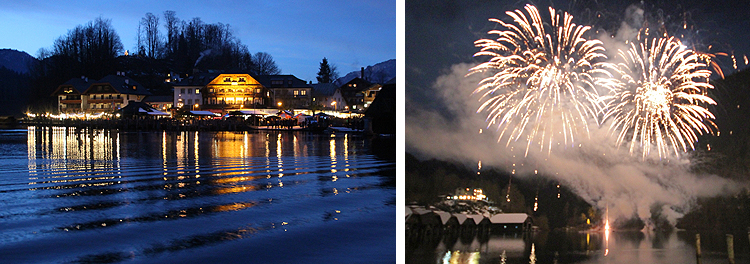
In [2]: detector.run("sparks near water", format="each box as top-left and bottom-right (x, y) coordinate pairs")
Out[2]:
(469, 4), (616, 156)
(602, 34), (717, 159)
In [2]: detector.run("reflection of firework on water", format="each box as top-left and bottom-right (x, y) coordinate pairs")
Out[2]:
(469, 4), (616, 156)
(602, 35), (717, 159)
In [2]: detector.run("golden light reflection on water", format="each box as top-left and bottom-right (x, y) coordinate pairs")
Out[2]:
(442, 251), (480, 264)
(27, 127), (121, 173)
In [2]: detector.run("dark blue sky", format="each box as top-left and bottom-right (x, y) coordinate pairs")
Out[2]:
(0, 0), (396, 82)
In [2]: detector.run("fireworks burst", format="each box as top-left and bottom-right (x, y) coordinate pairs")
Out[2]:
(469, 4), (615, 156)
(602, 35), (717, 159)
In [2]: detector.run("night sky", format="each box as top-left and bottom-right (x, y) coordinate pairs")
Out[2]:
(0, 0), (396, 82)
(406, 0), (750, 114)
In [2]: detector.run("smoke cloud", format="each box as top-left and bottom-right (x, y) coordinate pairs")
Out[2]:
(406, 59), (742, 225)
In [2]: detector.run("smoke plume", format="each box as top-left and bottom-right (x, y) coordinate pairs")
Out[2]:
(406, 60), (742, 225)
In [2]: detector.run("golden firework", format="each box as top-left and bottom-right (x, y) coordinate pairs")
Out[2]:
(469, 4), (615, 156)
(602, 35), (717, 159)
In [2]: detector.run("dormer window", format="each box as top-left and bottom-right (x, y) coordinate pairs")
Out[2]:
(224, 77), (231, 82)
(239, 77), (246, 82)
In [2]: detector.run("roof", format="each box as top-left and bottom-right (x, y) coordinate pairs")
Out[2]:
(311, 83), (339, 97)
(254, 74), (312, 88)
(143, 95), (173, 103)
(173, 72), (221, 86)
(339, 77), (372, 91)
(489, 213), (531, 224)
(52, 77), (94, 96)
(87, 74), (152, 95)
(115, 101), (166, 116)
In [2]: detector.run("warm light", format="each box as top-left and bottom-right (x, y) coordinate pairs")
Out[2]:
(277, 102), (282, 107)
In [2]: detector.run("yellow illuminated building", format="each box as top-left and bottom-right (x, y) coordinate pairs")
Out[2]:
(201, 74), (269, 110)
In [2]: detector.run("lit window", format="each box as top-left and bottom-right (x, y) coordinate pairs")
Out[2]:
(301, 90), (306, 96)
(294, 90), (299, 96)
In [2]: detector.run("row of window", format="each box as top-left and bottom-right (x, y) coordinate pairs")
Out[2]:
(224, 77), (247, 82)
(207, 88), (262, 94)
(180, 88), (200, 94)
(178, 98), (197, 105)
(204, 97), (263, 105)
(89, 94), (122, 100)
(90, 103), (121, 109)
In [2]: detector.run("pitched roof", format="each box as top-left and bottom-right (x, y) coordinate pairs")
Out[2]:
(254, 74), (312, 88)
(173, 72), (221, 86)
(52, 77), (94, 96)
(311, 83), (339, 97)
(87, 75), (151, 95)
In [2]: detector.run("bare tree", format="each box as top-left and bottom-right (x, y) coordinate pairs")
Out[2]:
(252, 52), (281, 75)
(163, 10), (180, 56)
(140, 12), (161, 58)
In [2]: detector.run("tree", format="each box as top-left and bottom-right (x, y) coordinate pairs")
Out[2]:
(163, 10), (180, 57)
(252, 52), (281, 75)
(140, 12), (161, 58)
(316, 57), (339, 83)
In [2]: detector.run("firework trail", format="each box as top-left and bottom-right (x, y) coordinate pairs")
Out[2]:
(469, 4), (616, 156)
(602, 34), (717, 159)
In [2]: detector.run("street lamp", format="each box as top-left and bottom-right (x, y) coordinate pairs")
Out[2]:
(331, 101), (336, 111)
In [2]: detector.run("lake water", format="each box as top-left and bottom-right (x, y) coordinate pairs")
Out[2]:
(0, 127), (395, 263)
(407, 228), (750, 264)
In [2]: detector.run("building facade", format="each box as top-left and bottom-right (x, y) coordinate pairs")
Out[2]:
(311, 83), (346, 111)
(53, 73), (152, 113)
(51, 77), (91, 113)
(200, 73), (270, 111)
(255, 75), (312, 110)
(171, 72), (217, 110)
(81, 73), (151, 112)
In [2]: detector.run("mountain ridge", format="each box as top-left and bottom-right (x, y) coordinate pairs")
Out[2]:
(0, 49), (37, 74)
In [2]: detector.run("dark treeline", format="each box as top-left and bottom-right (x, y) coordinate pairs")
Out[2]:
(28, 11), (282, 112)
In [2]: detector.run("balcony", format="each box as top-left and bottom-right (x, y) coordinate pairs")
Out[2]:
(88, 98), (121, 104)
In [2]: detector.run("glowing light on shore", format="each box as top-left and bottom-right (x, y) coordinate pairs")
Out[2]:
(602, 35), (717, 159)
(469, 4), (615, 156)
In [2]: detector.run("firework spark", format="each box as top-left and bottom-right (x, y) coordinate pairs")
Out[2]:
(602, 35), (717, 159)
(469, 4), (615, 156)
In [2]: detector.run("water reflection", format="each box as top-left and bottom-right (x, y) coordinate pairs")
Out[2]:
(408, 228), (750, 264)
(6, 127), (395, 263)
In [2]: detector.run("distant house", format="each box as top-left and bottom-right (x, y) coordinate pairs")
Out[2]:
(255, 75), (312, 109)
(339, 77), (372, 112)
(51, 76), (92, 113)
(171, 72), (217, 110)
(311, 83), (345, 111)
(81, 73), (151, 112)
(199, 73), (270, 111)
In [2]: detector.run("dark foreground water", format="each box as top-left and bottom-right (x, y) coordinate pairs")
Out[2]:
(407, 228), (750, 264)
(0, 127), (395, 263)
